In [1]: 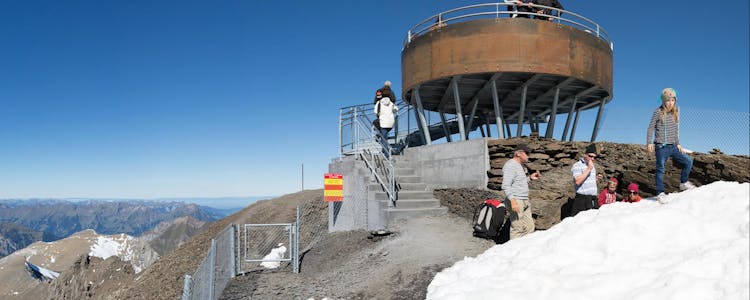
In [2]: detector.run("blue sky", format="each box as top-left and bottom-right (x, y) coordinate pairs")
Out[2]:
(1, 1), (747, 198)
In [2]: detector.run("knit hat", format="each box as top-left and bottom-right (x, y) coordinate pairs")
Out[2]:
(585, 143), (597, 155)
(661, 88), (677, 101)
(384, 80), (392, 87)
(627, 183), (639, 192)
(608, 177), (618, 184)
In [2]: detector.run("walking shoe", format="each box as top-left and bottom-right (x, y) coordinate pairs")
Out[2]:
(679, 182), (696, 191)
(657, 192), (668, 204)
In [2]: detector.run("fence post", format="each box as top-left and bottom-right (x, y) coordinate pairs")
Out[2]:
(294, 205), (300, 273)
(229, 225), (236, 278)
(208, 239), (216, 300)
(181, 274), (192, 300)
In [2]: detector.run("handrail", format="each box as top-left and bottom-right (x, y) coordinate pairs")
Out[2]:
(339, 103), (398, 206)
(404, 2), (613, 50)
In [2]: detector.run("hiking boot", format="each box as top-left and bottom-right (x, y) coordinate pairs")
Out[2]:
(679, 182), (696, 191)
(657, 192), (668, 204)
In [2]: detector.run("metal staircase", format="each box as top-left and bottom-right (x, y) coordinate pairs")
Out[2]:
(339, 101), (448, 226)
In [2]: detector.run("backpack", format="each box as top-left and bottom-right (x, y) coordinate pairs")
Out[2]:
(472, 199), (508, 239)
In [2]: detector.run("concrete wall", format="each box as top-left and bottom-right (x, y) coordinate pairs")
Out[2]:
(327, 156), (386, 232)
(401, 138), (489, 190)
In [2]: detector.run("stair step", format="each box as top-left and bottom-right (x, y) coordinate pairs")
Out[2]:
(395, 168), (415, 176)
(380, 199), (440, 209)
(396, 175), (421, 183)
(386, 207), (448, 221)
(397, 183), (426, 191)
(368, 182), (426, 192)
(375, 190), (433, 200)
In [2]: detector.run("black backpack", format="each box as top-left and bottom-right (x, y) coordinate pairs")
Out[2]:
(472, 199), (508, 239)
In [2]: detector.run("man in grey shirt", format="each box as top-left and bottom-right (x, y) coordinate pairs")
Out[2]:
(502, 144), (541, 240)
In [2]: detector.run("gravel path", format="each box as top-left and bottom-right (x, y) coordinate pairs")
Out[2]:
(220, 213), (494, 300)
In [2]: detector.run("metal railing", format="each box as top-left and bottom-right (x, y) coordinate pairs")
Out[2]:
(404, 2), (613, 50)
(339, 102), (412, 206)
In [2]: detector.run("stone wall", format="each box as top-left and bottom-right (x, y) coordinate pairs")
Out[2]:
(485, 137), (749, 229)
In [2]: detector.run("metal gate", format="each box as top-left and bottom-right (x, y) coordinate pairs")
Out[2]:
(235, 208), (299, 274)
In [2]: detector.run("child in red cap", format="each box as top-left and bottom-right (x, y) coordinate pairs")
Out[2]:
(598, 177), (621, 207)
(624, 183), (643, 203)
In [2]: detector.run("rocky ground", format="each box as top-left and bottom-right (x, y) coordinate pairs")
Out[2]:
(220, 201), (493, 300)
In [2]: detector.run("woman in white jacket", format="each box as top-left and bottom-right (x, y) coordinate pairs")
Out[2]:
(374, 96), (398, 156)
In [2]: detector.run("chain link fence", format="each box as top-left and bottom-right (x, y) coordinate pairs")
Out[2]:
(679, 108), (749, 155)
(181, 225), (235, 300)
(182, 196), (330, 299)
(236, 221), (298, 274)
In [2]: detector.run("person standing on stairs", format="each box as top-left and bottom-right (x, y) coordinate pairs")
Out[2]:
(502, 144), (541, 240)
(375, 94), (398, 157)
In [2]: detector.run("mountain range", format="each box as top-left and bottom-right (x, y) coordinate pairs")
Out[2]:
(0, 199), (222, 258)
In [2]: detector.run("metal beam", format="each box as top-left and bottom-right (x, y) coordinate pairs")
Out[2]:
(545, 87), (560, 139)
(485, 112), (492, 138)
(507, 77), (574, 120)
(439, 110), (452, 142)
(590, 97), (608, 142)
(412, 95), (426, 146)
(437, 76), (460, 111)
(569, 108), (581, 141)
(516, 85), (528, 137)
(453, 80), (466, 140)
(491, 80), (505, 139)
(464, 97), (480, 139)
(561, 96), (577, 141)
(538, 84), (600, 116)
(505, 121), (512, 138)
(414, 87), (432, 145)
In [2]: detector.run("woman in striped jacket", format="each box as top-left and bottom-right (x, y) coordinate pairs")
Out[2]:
(646, 88), (695, 203)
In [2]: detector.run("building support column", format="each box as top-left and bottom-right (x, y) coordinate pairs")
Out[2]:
(464, 98), (480, 139)
(484, 112), (492, 138)
(569, 108), (581, 142)
(561, 96), (578, 141)
(590, 98), (607, 142)
(545, 88), (560, 139)
(453, 81), (466, 141)
(439, 110), (452, 142)
(491, 81), (505, 139)
(516, 85), (528, 137)
(414, 87), (432, 145)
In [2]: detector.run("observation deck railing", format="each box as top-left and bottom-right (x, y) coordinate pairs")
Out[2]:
(404, 2), (613, 50)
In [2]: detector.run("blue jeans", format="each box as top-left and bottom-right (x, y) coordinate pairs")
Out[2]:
(379, 127), (392, 157)
(655, 144), (693, 194)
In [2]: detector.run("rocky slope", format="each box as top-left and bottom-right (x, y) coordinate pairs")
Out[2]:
(111, 189), (325, 300)
(139, 216), (208, 256)
(0, 222), (43, 258)
(0, 229), (159, 299)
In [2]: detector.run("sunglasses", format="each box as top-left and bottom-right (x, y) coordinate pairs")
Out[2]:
(629, 191), (638, 194)
(587, 154), (597, 158)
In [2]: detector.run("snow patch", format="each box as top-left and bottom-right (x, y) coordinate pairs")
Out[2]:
(427, 181), (750, 300)
(260, 243), (287, 269)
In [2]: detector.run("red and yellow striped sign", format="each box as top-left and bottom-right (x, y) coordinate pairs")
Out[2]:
(324, 173), (343, 202)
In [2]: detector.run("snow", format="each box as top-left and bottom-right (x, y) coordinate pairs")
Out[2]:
(260, 243), (287, 269)
(427, 181), (750, 300)
(25, 260), (60, 280)
(89, 236), (124, 260)
(88, 235), (144, 273)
